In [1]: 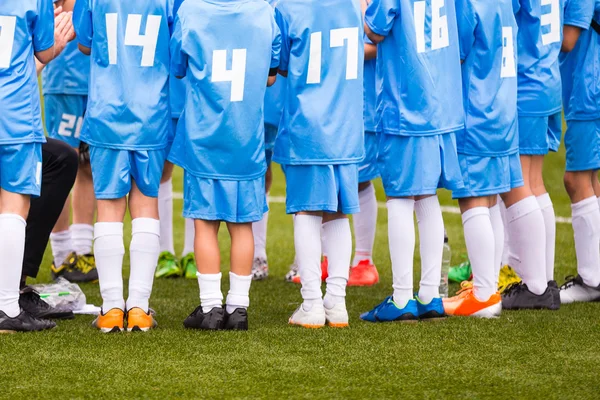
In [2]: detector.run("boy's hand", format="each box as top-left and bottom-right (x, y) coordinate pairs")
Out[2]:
(54, 11), (76, 56)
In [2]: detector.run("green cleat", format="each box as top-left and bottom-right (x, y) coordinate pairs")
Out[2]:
(155, 252), (182, 278)
(180, 253), (197, 280)
(448, 261), (472, 283)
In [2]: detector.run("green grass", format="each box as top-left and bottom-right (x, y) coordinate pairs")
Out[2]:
(2, 146), (600, 399)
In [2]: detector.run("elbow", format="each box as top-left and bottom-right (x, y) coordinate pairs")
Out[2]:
(561, 42), (576, 53)
(34, 49), (54, 65)
(366, 31), (384, 44)
(78, 44), (91, 55)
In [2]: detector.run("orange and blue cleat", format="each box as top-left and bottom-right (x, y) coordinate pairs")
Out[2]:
(93, 308), (125, 333)
(126, 307), (157, 332)
(443, 282), (501, 318)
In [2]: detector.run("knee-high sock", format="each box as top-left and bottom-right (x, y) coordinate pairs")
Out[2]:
(50, 230), (73, 266)
(323, 219), (352, 309)
(415, 196), (444, 303)
(226, 272), (252, 314)
(252, 211), (269, 260)
(197, 272), (223, 313)
(462, 208), (496, 302)
(537, 194), (556, 282)
(498, 196), (510, 266)
(506, 197), (547, 295)
(71, 223), (94, 256)
(572, 197), (600, 287)
(352, 184), (378, 265)
(0, 214), (27, 317)
(127, 218), (160, 312)
(489, 204), (504, 288)
(94, 222), (125, 311)
(182, 218), (195, 256)
(387, 199), (415, 308)
(158, 179), (175, 254)
(294, 215), (323, 309)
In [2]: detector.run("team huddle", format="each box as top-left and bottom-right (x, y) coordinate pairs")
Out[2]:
(0, 0), (599, 333)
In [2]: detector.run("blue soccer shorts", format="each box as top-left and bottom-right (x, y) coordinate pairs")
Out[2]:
(0, 142), (43, 197)
(44, 94), (88, 148)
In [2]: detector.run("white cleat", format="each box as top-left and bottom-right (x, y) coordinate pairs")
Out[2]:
(324, 303), (349, 328)
(289, 303), (326, 328)
(560, 275), (600, 304)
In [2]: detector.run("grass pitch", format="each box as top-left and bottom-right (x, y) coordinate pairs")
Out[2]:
(1, 147), (600, 399)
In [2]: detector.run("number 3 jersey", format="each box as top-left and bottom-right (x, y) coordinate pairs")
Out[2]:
(168, 0), (281, 180)
(0, 0), (53, 145)
(73, 0), (175, 150)
(273, 0), (365, 165)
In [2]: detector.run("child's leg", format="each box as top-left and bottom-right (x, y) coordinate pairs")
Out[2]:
(530, 155), (556, 282)
(50, 198), (73, 265)
(352, 181), (377, 266)
(387, 197), (415, 308)
(252, 165), (272, 262)
(295, 212), (324, 310)
(497, 196), (510, 267)
(415, 194), (444, 303)
(322, 212), (352, 309)
(182, 217), (195, 256)
(489, 197), (504, 287)
(71, 161), (96, 256)
(195, 219), (223, 311)
(158, 162), (175, 254)
(226, 222), (254, 313)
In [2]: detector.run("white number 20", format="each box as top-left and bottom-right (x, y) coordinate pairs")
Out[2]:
(0, 16), (17, 68)
(106, 14), (161, 67)
(414, 0), (449, 53)
(307, 27), (359, 84)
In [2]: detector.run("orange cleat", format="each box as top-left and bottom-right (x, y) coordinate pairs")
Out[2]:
(92, 308), (125, 333)
(291, 257), (329, 284)
(443, 283), (501, 318)
(126, 307), (158, 332)
(348, 259), (379, 287)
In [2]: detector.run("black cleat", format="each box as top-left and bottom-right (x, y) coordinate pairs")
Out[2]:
(183, 306), (225, 330)
(548, 280), (561, 310)
(19, 287), (74, 320)
(502, 282), (558, 310)
(0, 310), (56, 333)
(224, 308), (248, 331)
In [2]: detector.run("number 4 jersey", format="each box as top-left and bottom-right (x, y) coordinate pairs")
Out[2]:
(0, 0), (53, 145)
(73, 0), (175, 150)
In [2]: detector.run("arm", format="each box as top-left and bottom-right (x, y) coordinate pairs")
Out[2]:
(54, 0), (76, 12)
(73, 0), (93, 55)
(78, 44), (91, 55)
(36, 10), (76, 75)
(363, 0), (397, 44)
(365, 24), (385, 44)
(365, 42), (377, 60)
(561, 25), (582, 53)
(267, 75), (277, 86)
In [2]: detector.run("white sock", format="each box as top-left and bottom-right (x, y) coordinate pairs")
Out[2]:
(197, 272), (223, 313)
(94, 222), (125, 311)
(182, 218), (195, 256)
(597, 196), (600, 210)
(323, 219), (352, 309)
(158, 179), (175, 254)
(70, 224), (93, 255)
(0, 214), (26, 318)
(50, 230), (73, 265)
(506, 197), (547, 295)
(536, 193), (556, 282)
(415, 196), (444, 303)
(489, 204), (504, 288)
(321, 223), (327, 259)
(127, 218), (160, 312)
(226, 272), (252, 314)
(572, 197), (600, 287)
(294, 214), (323, 310)
(387, 199), (415, 308)
(498, 196), (510, 266)
(252, 211), (269, 261)
(352, 184), (377, 266)
(462, 207), (496, 302)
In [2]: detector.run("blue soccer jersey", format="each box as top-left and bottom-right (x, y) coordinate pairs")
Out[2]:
(560, 0), (598, 121)
(515, 0), (567, 116)
(168, 0), (281, 180)
(365, 0), (464, 136)
(273, 0), (365, 165)
(0, 0), (53, 145)
(456, 0), (519, 156)
(264, 75), (286, 128)
(74, 0), (175, 150)
(363, 35), (377, 133)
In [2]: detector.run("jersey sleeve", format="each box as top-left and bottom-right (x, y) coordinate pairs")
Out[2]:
(512, 0), (521, 14)
(270, 10), (282, 70)
(274, 6), (290, 72)
(364, 0), (400, 37)
(564, 0), (594, 30)
(170, 14), (188, 78)
(74, 0), (94, 48)
(33, 0), (55, 52)
(455, 0), (477, 60)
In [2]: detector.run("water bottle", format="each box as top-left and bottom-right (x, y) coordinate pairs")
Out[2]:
(440, 233), (451, 298)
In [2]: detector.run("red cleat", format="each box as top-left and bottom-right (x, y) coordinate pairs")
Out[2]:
(348, 259), (379, 287)
(291, 257), (329, 284)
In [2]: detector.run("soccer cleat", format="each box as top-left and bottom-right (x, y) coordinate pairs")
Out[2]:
(0, 310), (56, 333)
(183, 306), (225, 330)
(348, 259), (379, 287)
(443, 287), (501, 318)
(501, 282), (559, 310)
(154, 251), (182, 279)
(324, 303), (349, 328)
(360, 297), (418, 323)
(448, 261), (472, 283)
(92, 308), (125, 333)
(51, 252), (98, 283)
(291, 257), (329, 284)
(19, 287), (74, 320)
(548, 280), (560, 307)
(251, 257), (269, 281)
(285, 260), (299, 283)
(289, 304), (326, 328)
(126, 307), (157, 332)
(224, 308), (248, 331)
(559, 275), (600, 304)
(498, 265), (522, 294)
(180, 253), (198, 280)
(415, 296), (446, 320)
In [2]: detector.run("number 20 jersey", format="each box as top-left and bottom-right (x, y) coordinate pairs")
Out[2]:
(73, 0), (175, 150)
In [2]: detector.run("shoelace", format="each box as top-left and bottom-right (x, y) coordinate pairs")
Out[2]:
(75, 257), (95, 274)
(560, 275), (577, 290)
(454, 281), (474, 297)
(22, 289), (49, 308)
(502, 282), (526, 297)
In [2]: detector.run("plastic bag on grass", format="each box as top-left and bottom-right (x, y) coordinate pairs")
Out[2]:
(31, 277), (87, 312)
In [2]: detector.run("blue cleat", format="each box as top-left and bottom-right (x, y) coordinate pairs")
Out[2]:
(415, 296), (446, 320)
(360, 296), (418, 322)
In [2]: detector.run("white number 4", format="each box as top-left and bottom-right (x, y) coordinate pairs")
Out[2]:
(307, 27), (359, 84)
(414, 0), (449, 54)
(211, 49), (247, 102)
(0, 16), (17, 68)
(106, 14), (162, 67)
(58, 114), (83, 139)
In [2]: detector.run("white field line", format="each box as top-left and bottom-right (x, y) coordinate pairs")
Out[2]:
(173, 192), (572, 224)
